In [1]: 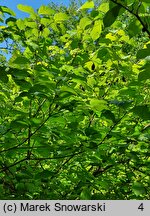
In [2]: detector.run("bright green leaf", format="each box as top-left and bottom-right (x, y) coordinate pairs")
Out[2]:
(16, 19), (25, 30)
(79, 17), (92, 30)
(54, 12), (68, 22)
(80, 1), (94, 10)
(90, 19), (102, 41)
(90, 99), (107, 112)
(17, 4), (34, 14)
(38, 5), (55, 15)
(0, 6), (16, 16)
(98, 2), (109, 13)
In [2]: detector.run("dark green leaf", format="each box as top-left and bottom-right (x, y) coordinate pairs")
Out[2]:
(0, 66), (8, 83)
(137, 48), (150, 60)
(131, 105), (150, 120)
(103, 5), (121, 28)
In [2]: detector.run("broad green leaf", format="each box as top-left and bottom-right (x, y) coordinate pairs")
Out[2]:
(12, 57), (30, 64)
(128, 19), (142, 37)
(41, 17), (52, 26)
(54, 12), (68, 22)
(131, 105), (150, 120)
(42, 28), (50, 38)
(87, 76), (96, 87)
(101, 109), (116, 123)
(0, 6), (16, 16)
(16, 183), (26, 192)
(16, 19), (25, 30)
(29, 84), (49, 94)
(0, 66), (8, 83)
(98, 2), (109, 13)
(141, 0), (150, 2)
(60, 86), (77, 95)
(80, 1), (94, 10)
(9, 68), (30, 79)
(10, 119), (29, 129)
(79, 17), (92, 30)
(14, 79), (32, 90)
(80, 188), (91, 200)
(49, 116), (66, 128)
(90, 19), (102, 41)
(38, 5), (55, 15)
(137, 48), (150, 60)
(17, 4), (34, 14)
(90, 99), (107, 112)
(5, 17), (17, 25)
(132, 182), (146, 196)
(103, 5), (121, 28)
(24, 20), (37, 28)
(138, 62), (150, 81)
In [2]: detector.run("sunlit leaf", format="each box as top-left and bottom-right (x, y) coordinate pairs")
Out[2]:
(80, 1), (94, 10)
(79, 17), (92, 30)
(0, 6), (16, 16)
(38, 5), (55, 15)
(17, 4), (35, 14)
(54, 12), (68, 22)
(90, 19), (102, 41)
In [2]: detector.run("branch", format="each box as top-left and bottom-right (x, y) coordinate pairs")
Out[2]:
(0, 151), (84, 173)
(97, 110), (128, 147)
(110, 0), (150, 37)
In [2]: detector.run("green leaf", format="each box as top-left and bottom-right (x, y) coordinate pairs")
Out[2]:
(138, 62), (150, 81)
(137, 48), (150, 60)
(54, 12), (68, 22)
(0, 66), (8, 83)
(29, 84), (49, 95)
(38, 5), (55, 15)
(9, 68), (30, 79)
(126, 0), (135, 6)
(80, 1), (94, 10)
(16, 19), (26, 30)
(98, 2), (109, 13)
(80, 188), (91, 200)
(0, 6), (16, 16)
(79, 17), (92, 30)
(103, 5), (121, 28)
(101, 109), (116, 123)
(128, 19), (142, 37)
(90, 19), (102, 41)
(15, 79), (32, 90)
(5, 17), (17, 27)
(12, 57), (30, 64)
(90, 99), (107, 112)
(10, 119), (29, 129)
(131, 105), (150, 120)
(132, 182), (146, 196)
(17, 4), (34, 14)
(60, 86), (77, 95)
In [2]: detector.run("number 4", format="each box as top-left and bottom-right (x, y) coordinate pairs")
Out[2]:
(138, 203), (144, 211)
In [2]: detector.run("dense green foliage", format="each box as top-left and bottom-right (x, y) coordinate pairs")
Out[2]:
(0, 0), (150, 199)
